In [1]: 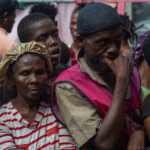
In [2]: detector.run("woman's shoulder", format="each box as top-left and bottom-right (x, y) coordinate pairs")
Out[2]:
(0, 101), (11, 112)
(0, 101), (13, 122)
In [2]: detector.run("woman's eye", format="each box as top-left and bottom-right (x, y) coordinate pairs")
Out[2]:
(21, 72), (29, 76)
(37, 70), (45, 75)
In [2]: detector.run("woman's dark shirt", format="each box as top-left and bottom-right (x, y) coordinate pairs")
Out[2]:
(142, 94), (150, 119)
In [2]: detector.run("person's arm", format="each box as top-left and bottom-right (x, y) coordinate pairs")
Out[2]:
(87, 54), (133, 150)
(126, 89), (145, 150)
(0, 121), (17, 150)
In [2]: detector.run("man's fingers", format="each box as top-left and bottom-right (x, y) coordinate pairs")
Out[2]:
(102, 57), (113, 66)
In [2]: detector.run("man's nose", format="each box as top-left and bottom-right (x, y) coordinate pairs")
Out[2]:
(107, 42), (118, 53)
(47, 37), (57, 47)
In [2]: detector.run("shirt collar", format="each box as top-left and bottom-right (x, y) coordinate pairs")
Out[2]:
(77, 48), (131, 100)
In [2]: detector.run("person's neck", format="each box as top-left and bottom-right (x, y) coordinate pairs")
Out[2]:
(71, 42), (81, 56)
(0, 24), (6, 32)
(48, 64), (64, 85)
(12, 94), (41, 111)
(84, 55), (116, 92)
(139, 59), (150, 90)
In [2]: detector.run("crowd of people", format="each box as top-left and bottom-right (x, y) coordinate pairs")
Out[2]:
(0, 0), (150, 150)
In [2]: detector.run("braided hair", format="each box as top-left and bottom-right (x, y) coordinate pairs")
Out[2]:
(120, 13), (143, 43)
(30, 2), (57, 23)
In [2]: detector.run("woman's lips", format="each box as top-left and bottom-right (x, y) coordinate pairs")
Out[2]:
(29, 90), (39, 94)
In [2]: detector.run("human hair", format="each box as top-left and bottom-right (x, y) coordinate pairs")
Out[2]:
(6, 52), (51, 103)
(120, 13), (143, 43)
(29, 2), (57, 23)
(17, 13), (50, 43)
(72, 1), (86, 15)
(60, 42), (71, 64)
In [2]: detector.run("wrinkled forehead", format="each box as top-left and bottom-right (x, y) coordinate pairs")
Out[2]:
(15, 53), (45, 69)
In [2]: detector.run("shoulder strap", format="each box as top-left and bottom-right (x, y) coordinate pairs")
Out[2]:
(132, 67), (141, 94)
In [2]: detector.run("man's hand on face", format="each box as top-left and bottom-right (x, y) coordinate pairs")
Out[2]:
(102, 53), (133, 82)
(127, 129), (145, 150)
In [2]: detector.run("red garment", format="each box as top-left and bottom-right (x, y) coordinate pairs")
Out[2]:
(69, 48), (77, 65)
(51, 64), (142, 150)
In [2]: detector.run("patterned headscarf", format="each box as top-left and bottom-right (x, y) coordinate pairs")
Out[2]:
(132, 30), (150, 66)
(0, 41), (51, 91)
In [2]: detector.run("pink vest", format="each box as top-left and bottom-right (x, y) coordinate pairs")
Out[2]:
(51, 64), (143, 150)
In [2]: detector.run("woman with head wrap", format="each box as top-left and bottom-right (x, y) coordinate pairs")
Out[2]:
(0, 41), (77, 150)
(132, 31), (150, 96)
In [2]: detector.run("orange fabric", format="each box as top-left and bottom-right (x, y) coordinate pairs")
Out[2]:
(0, 28), (17, 61)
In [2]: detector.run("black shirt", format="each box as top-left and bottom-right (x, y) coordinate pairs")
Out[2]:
(142, 94), (150, 119)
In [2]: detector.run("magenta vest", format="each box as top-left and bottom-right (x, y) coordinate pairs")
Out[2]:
(51, 64), (143, 150)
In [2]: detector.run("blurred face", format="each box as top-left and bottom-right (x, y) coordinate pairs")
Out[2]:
(29, 19), (61, 66)
(82, 26), (122, 74)
(11, 54), (48, 101)
(70, 12), (79, 42)
(5, 9), (16, 33)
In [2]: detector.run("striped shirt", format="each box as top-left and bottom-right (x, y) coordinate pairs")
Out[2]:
(0, 101), (77, 150)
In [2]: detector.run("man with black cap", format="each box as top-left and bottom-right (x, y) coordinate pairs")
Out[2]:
(0, 0), (23, 61)
(51, 2), (145, 150)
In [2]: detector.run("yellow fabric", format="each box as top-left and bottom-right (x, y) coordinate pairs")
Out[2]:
(144, 92), (150, 100)
(0, 41), (51, 91)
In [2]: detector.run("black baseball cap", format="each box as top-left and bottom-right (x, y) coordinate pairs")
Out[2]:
(77, 2), (122, 35)
(0, 0), (24, 13)
(142, 33), (150, 67)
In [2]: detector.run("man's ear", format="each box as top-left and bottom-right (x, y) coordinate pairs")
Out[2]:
(3, 12), (9, 21)
(76, 35), (86, 48)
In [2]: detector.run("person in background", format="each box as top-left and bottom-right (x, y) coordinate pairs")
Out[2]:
(30, 2), (57, 26)
(51, 2), (145, 150)
(0, 0), (23, 106)
(17, 13), (69, 86)
(30, 2), (72, 66)
(132, 31), (150, 96)
(60, 42), (71, 66)
(69, 2), (86, 65)
(0, 41), (77, 150)
(0, 0), (23, 61)
(141, 34), (150, 148)
(120, 13), (143, 60)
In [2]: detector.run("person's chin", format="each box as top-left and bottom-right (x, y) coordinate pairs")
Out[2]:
(51, 59), (59, 67)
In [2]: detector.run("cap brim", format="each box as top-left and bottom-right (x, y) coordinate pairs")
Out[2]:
(14, 6), (24, 10)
